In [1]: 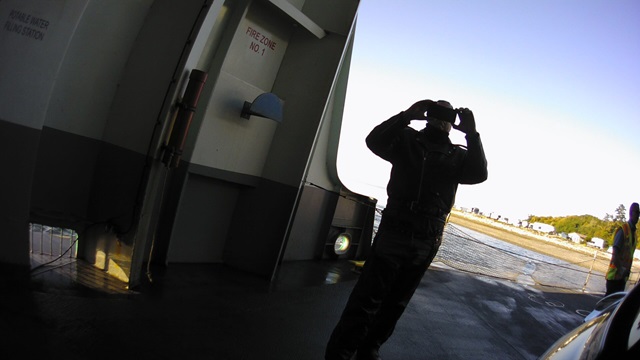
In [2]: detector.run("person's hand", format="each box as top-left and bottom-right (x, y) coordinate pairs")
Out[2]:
(404, 100), (434, 120)
(453, 108), (477, 134)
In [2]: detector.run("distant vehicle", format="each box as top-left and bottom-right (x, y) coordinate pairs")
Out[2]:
(539, 284), (640, 359)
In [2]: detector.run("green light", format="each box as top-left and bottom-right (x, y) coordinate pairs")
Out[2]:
(334, 233), (351, 255)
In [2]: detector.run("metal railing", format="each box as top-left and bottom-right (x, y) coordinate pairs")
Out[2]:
(438, 223), (638, 294)
(371, 208), (638, 294)
(29, 223), (78, 260)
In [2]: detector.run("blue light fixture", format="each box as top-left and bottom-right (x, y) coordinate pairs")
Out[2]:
(241, 92), (284, 123)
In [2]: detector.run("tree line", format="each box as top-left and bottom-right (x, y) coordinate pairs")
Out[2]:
(528, 204), (637, 249)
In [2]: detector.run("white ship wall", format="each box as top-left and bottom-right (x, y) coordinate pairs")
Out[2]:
(0, 0), (363, 286)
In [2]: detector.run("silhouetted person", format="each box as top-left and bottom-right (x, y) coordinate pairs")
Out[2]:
(605, 202), (639, 295)
(325, 100), (488, 360)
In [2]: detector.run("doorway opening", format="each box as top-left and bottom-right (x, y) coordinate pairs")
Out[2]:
(29, 223), (131, 295)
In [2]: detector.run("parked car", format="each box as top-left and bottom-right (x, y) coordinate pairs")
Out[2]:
(539, 284), (640, 359)
(583, 291), (627, 323)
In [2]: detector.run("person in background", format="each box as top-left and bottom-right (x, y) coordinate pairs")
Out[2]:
(605, 202), (639, 295)
(325, 99), (488, 360)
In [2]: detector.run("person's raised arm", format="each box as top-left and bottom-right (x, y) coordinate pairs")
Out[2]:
(366, 100), (433, 160)
(456, 108), (488, 184)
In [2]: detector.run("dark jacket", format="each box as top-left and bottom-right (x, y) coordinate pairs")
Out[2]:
(366, 111), (488, 219)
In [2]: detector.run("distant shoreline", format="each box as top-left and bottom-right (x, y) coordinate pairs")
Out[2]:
(447, 210), (615, 275)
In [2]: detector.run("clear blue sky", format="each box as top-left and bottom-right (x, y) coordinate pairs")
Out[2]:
(337, 0), (640, 221)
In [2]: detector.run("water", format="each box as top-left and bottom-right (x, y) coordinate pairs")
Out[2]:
(439, 223), (606, 293)
(371, 212), (606, 292)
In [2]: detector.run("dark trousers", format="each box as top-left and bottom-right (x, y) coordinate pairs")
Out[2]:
(605, 279), (626, 296)
(325, 226), (441, 360)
